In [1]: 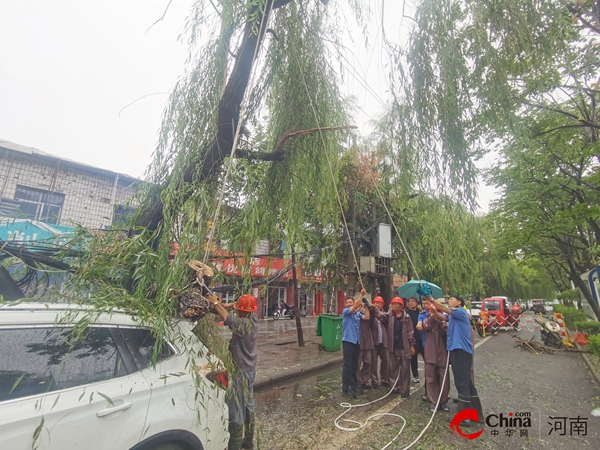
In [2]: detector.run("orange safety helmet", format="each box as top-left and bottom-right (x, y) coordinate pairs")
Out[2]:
(390, 296), (405, 306)
(234, 294), (258, 312)
(373, 296), (384, 304)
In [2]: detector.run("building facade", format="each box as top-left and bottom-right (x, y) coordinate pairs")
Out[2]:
(0, 139), (137, 229)
(211, 240), (328, 319)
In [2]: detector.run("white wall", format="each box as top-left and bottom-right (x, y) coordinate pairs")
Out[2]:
(0, 151), (135, 228)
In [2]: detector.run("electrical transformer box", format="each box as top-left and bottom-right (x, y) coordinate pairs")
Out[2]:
(377, 223), (392, 258)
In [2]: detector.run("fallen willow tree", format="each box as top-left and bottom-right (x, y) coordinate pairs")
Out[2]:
(2, 0), (485, 394)
(43, 0), (368, 381)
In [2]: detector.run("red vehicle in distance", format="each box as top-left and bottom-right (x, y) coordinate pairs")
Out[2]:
(477, 296), (521, 336)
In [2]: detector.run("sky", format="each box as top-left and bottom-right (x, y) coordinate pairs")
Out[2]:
(0, 0), (497, 210)
(0, 0), (190, 178)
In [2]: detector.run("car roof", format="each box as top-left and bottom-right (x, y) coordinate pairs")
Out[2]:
(0, 303), (143, 327)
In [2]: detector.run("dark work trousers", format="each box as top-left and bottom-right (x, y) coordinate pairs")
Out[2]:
(411, 340), (426, 398)
(342, 341), (360, 393)
(449, 349), (478, 401)
(357, 348), (373, 387)
(228, 369), (256, 425)
(372, 343), (388, 385)
(389, 349), (410, 396)
(410, 340), (424, 378)
(425, 362), (450, 407)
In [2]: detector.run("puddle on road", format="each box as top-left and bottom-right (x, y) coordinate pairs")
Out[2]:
(254, 367), (344, 448)
(253, 367), (408, 449)
(255, 366), (341, 400)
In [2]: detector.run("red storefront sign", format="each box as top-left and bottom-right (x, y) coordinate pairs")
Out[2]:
(170, 244), (325, 282)
(213, 256), (325, 282)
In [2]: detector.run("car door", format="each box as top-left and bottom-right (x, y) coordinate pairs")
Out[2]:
(120, 324), (228, 449)
(0, 325), (152, 450)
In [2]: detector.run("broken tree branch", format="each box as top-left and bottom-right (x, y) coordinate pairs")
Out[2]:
(235, 125), (357, 161)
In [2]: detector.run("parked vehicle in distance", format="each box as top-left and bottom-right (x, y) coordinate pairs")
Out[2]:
(273, 301), (295, 320)
(469, 301), (482, 318)
(510, 301), (523, 315)
(0, 303), (229, 450)
(531, 299), (545, 314)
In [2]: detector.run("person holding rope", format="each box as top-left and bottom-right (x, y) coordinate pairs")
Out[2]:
(375, 296), (415, 397)
(370, 296), (389, 387)
(208, 293), (258, 450)
(341, 288), (369, 398)
(406, 296), (424, 384)
(430, 295), (484, 426)
(417, 295), (451, 412)
(357, 294), (376, 389)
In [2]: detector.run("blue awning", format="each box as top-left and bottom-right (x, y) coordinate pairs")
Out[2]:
(0, 219), (75, 246)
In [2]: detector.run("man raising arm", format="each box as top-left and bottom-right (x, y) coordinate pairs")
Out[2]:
(207, 293), (258, 449)
(431, 296), (483, 427)
(341, 288), (367, 398)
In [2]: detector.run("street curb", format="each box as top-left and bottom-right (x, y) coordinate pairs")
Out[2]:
(565, 322), (600, 388)
(576, 342), (600, 388)
(254, 355), (343, 390)
(254, 333), (494, 390)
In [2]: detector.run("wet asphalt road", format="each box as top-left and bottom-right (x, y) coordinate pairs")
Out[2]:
(253, 313), (600, 450)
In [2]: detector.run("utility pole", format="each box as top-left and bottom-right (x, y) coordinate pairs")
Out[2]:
(291, 249), (305, 347)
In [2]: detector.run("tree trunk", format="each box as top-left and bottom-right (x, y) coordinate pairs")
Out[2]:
(291, 249), (304, 347)
(137, 0), (292, 231)
(566, 258), (600, 320)
(0, 265), (23, 301)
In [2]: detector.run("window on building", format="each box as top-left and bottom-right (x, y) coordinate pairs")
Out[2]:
(112, 204), (135, 226)
(266, 286), (286, 317)
(13, 185), (65, 224)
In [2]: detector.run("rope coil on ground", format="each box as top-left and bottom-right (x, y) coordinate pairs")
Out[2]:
(334, 352), (450, 450)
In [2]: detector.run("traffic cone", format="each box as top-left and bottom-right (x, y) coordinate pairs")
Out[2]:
(576, 332), (589, 346)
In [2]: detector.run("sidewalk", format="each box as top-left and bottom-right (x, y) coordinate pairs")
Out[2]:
(229, 316), (344, 389)
(254, 337), (343, 389)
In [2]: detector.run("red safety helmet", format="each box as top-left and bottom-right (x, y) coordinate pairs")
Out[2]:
(390, 296), (405, 306)
(235, 294), (258, 312)
(373, 296), (384, 304)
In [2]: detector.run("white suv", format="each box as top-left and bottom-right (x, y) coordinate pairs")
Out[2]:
(0, 303), (229, 450)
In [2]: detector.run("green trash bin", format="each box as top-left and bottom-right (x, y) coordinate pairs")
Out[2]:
(316, 314), (343, 352)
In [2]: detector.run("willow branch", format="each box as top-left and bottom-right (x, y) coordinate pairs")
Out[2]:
(526, 101), (600, 129)
(559, 84), (600, 95)
(533, 123), (593, 136)
(146, 0), (173, 33)
(570, 8), (600, 35)
(236, 125), (358, 161)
